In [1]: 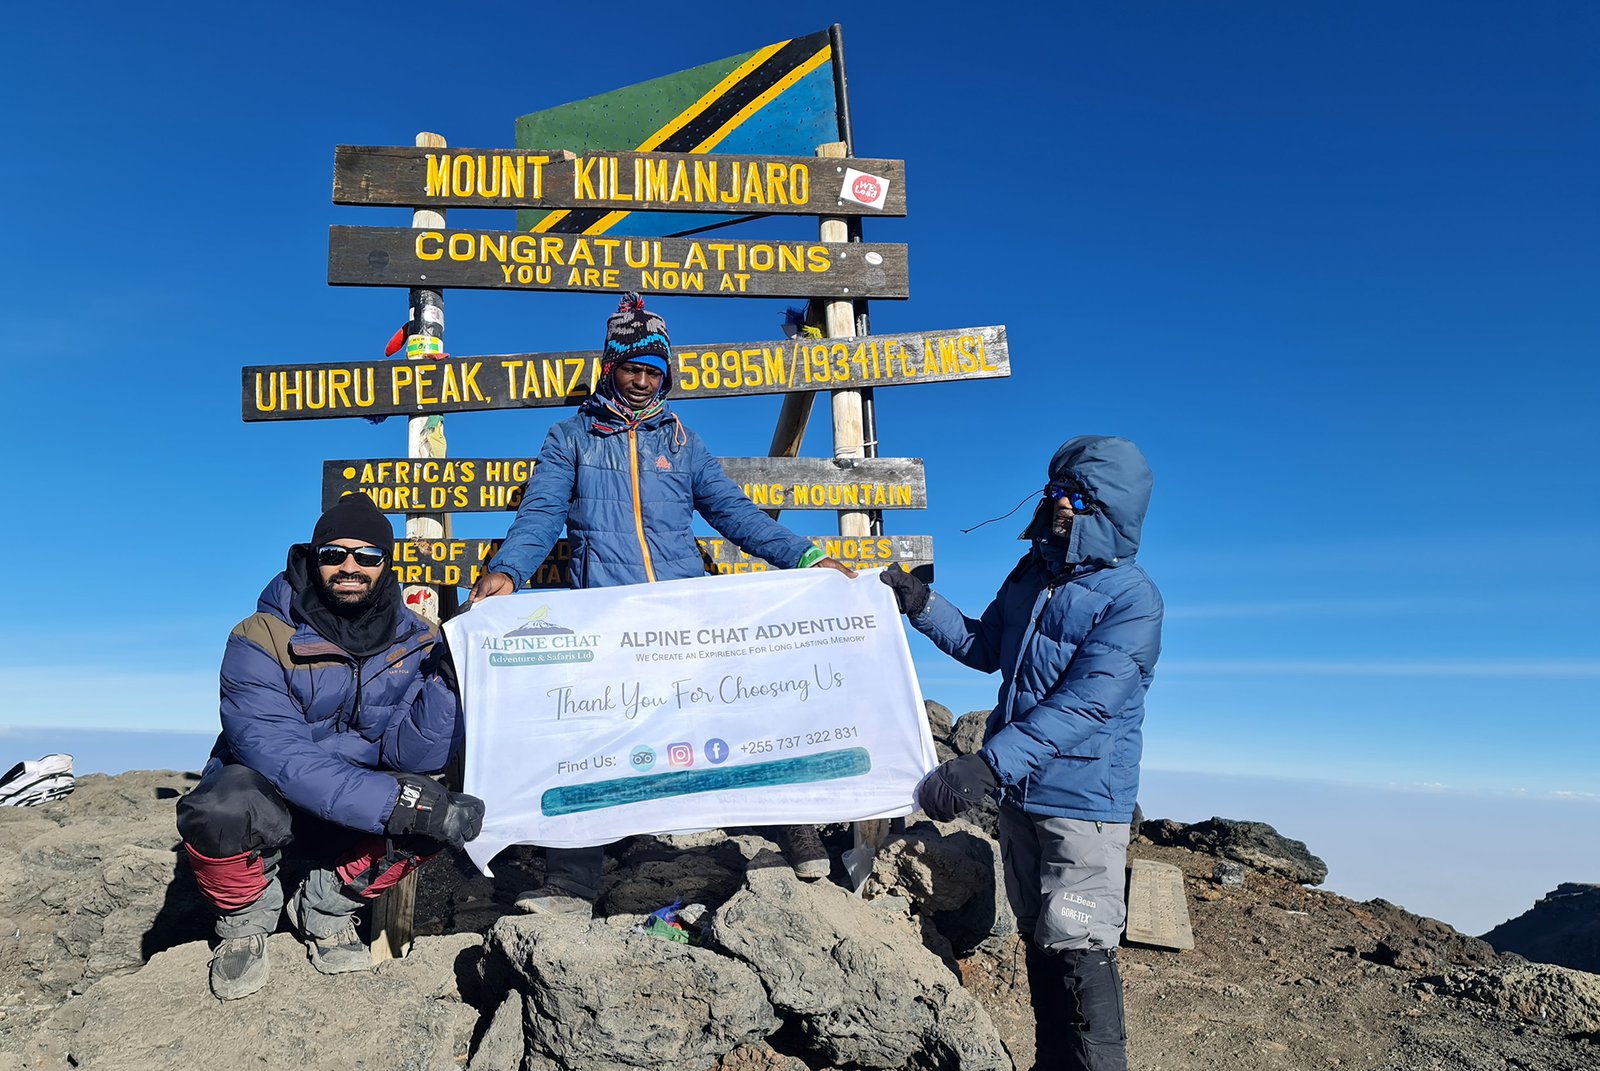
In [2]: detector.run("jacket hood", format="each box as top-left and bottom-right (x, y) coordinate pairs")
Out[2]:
(254, 545), (420, 656)
(1046, 435), (1153, 567)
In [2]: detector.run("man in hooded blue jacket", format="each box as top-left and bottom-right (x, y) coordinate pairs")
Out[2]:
(177, 493), (484, 1000)
(881, 435), (1161, 1071)
(471, 292), (852, 914)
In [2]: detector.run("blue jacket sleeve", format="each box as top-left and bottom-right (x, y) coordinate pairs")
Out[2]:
(378, 640), (462, 775)
(907, 587), (1011, 675)
(979, 587), (1162, 786)
(487, 423), (577, 588)
(689, 434), (814, 567)
(219, 633), (401, 834)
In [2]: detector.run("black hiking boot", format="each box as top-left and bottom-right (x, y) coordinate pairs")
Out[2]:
(781, 825), (833, 881)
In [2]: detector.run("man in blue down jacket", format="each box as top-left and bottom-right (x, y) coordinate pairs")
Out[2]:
(881, 435), (1161, 1071)
(470, 292), (853, 913)
(177, 493), (484, 1000)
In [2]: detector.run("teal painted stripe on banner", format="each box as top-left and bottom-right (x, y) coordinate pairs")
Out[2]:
(540, 747), (871, 817)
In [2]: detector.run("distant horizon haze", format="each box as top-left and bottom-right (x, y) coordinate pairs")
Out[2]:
(4, 726), (1592, 939)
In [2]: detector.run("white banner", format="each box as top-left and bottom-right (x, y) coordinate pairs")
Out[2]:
(445, 569), (933, 872)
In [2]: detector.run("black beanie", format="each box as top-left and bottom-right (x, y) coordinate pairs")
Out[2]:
(602, 292), (672, 381)
(311, 493), (394, 550)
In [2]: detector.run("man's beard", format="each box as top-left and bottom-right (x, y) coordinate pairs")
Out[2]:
(319, 573), (378, 611)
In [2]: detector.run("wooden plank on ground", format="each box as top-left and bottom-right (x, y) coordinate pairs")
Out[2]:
(1124, 859), (1194, 951)
(386, 534), (934, 590)
(327, 225), (909, 299)
(333, 146), (907, 217)
(242, 326), (1008, 421)
(323, 456), (927, 514)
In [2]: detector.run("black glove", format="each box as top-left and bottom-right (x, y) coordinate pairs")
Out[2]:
(880, 567), (930, 617)
(386, 774), (485, 849)
(917, 754), (998, 822)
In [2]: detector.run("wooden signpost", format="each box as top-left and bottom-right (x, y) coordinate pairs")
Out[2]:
(333, 146), (907, 217)
(388, 533), (935, 591)
(322, 455), (928, 514)
(240, 24), (1013, 957)
(242, 325), (1008, 421)
(327, 225), (909, 298)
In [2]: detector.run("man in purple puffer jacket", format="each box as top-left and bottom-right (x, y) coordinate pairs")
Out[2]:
(177, 493), (483, 1000)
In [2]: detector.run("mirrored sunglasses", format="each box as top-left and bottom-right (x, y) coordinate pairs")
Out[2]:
(316, 545), (388, 568)
(1043, 483), (1093, 513)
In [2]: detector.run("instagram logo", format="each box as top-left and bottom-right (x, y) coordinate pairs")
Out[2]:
(667, 743), (694, 768)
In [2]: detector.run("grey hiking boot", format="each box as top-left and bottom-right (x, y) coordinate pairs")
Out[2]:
(782, 825), (833, 881)
(303, 914), (371, 975)
(209, 933), (269, 1000)
(514, 885), (594, 919)
(286, 892), (370, 975)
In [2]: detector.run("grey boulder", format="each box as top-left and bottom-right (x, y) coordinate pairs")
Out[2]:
(709, 853), (1010, 1071)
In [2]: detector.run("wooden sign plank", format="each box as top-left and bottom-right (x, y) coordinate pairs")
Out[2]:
(327, 225), (909, 299)
(388, 534), (933, 589)
(333, 146), (907, 217)
(324, 457), (928, 514)
(244, 326), (1007, 422)
(1124, 859), (1195, 951)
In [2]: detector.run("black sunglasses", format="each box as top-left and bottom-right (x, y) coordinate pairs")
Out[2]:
(316, 545), (388, 568)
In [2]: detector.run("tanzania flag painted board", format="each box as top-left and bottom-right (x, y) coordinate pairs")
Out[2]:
(515, 27), (841, 237)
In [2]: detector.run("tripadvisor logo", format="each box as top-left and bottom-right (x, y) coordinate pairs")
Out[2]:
(481, 606), (599, 667)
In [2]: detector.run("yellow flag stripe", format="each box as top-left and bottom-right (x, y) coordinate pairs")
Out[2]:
(535, 41), (789, 235)
(638, 41), (788, 152)
(691, 44), (832, 153)
(579, 44), (834, 236)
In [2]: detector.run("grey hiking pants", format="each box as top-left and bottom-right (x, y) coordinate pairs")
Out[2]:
(178, 761), (372, 941)
(998, 804), (1130, 951)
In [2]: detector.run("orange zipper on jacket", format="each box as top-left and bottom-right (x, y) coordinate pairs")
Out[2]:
(627, 426), (657, 583)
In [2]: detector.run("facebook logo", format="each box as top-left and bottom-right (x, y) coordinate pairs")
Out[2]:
(704, 738), (730, 765)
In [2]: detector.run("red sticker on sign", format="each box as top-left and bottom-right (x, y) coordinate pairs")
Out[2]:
(840, 167), (892, 209)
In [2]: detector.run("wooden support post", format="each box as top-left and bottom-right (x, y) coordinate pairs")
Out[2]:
(762, 138), (858, 515)
(810, 140), (892, 876)
(373, 130), (448, 965)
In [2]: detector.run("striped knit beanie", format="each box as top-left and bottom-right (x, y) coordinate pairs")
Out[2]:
(602, 292), (672, 382)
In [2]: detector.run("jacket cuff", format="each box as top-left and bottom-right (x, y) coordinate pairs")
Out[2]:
(977, 743), (1022, 787)
(488, 561), (525, 590)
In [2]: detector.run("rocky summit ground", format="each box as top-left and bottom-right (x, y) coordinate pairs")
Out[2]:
(1, 712), (1597, 1071)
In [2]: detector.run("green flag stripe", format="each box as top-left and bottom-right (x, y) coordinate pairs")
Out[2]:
(535, 30), (832, 235)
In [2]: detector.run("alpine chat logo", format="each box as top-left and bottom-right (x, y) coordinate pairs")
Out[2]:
(704, 738), (730, 765)
(504, 606), (573, 637)
(483, 606), (598, 667)
(629, 745), (656, 771)
(666, 743), (694, 768)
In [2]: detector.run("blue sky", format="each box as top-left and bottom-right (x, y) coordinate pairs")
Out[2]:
(3, 4), (1596, 929)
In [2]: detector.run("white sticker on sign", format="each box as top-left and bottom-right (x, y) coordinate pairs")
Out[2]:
(840, 167), (891, 209)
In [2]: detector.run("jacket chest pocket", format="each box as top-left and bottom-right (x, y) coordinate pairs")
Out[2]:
(1038, 586), (1112, 649)
(642, 469), (694, 526)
